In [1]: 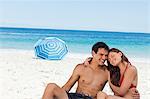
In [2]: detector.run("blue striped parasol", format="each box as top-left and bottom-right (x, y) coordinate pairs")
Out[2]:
(34, 37), (68, 60)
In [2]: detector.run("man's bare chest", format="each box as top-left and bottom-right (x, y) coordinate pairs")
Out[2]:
(79, 69), (107, 85)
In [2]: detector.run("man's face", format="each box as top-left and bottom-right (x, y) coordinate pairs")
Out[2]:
(93, 48), (108, 65)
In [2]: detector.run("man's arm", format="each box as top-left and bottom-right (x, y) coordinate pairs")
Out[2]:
(62, 64), (83, 92)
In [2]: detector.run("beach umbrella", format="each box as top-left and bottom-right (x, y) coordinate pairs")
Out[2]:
(34, 37), (68, 60)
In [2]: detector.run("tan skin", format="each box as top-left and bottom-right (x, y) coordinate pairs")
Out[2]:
(42, 48), (109, 99)
(98, 51), (139, 99)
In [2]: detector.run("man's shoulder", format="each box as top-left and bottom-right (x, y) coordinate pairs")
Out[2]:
(75, 63), (88, 69)
(74, 63), (89, 71)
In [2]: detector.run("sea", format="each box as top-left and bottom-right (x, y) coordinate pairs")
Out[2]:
(0, 27), (150, 58)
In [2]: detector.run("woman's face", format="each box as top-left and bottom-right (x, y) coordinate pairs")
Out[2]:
(108, 51), (122, 66)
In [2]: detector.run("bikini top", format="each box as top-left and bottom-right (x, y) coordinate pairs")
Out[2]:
(119, 63), (136, 89)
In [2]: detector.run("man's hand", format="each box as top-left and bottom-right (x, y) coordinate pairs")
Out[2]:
(84, 57), (92, 66)
(130, 88), (140, 99)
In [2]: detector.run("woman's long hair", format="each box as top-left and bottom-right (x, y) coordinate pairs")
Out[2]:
(107, 48), (130, 87)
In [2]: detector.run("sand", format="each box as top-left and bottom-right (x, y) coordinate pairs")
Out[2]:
(0, 49), (150, 99)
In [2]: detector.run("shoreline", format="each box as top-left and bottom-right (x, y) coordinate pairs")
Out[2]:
(0, 49), (150, 99)
(1, 49), (149, 64)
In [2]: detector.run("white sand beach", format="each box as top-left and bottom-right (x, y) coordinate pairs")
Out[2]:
(0, 49), (150, 99)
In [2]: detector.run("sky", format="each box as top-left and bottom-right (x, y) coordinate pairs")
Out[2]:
(0, 0), (149, 33)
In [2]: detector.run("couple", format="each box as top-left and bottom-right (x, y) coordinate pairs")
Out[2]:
(42, 42), (140, 99)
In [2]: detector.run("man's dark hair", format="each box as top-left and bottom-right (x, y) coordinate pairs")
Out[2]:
(92, 42), (109, 53)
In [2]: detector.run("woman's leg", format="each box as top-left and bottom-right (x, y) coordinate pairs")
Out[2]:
(97, 91), (107, 99)
(107, 95), (125, 99)
(106, 91), (133, 99)
(42, 83), (68, 99)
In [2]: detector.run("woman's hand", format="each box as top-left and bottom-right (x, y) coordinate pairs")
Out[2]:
(130, 88), (140, 99)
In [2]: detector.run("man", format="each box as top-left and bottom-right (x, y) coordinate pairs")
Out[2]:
(42, 42), (140, 99)
(42, 42), (109, 99)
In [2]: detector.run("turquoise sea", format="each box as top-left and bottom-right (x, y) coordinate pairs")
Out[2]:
(0, 27), (150, 58)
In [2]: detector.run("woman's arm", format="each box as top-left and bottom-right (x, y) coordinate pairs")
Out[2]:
(109, 66), (137, 96)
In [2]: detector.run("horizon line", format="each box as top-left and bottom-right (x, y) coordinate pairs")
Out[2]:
(0, 26), (149, 34)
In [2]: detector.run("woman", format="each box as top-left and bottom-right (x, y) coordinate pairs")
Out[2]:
(97, 48), (138, 99)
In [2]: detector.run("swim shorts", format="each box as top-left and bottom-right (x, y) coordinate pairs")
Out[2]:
(67, 92), (93, 99)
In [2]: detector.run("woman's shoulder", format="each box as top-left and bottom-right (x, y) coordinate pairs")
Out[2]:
(127, 64), (137, 75)
(128, 64), (137, 71)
